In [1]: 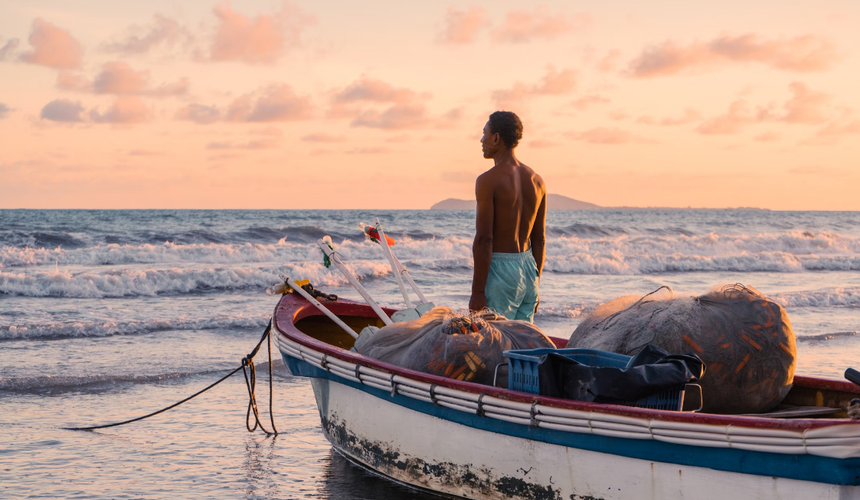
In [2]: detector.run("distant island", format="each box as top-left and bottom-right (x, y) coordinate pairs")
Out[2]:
(430, 195), (766, 211)
(431, 194), (600, 210)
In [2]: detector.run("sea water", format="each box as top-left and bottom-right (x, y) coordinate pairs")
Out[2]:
(1, 209), (859, 499)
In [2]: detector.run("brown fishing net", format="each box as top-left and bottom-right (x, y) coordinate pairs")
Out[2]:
(357, 307), (555, 386)
(566, 284), (797, 414)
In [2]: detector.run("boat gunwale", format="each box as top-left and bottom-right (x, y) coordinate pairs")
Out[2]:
(273, 293), (860, 432)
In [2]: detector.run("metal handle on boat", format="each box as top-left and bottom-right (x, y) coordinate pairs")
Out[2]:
(286, 278), (359, 339)
(845, 368), (860, 387)
(493, 362), (507, 389)
(683, 383), (704, 412)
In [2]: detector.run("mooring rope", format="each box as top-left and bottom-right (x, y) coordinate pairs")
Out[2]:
(63, 320), (278, 435)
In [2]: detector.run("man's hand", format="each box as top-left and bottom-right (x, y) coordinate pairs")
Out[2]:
(469, 291), (487, 312)
(534, 293), (540, 315)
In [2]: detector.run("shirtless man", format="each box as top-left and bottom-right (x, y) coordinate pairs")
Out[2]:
(469, 111), (547, 322)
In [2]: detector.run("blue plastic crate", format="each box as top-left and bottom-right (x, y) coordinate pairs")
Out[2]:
(504, 348), (686, 411)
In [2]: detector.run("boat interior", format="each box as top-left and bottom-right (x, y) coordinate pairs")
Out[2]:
(292, 311), (860, 420)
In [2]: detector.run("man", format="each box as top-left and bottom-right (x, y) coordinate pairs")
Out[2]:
(469, 111), (547, 322)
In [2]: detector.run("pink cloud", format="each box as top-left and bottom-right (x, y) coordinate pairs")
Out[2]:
(176, 104), (221, 124)
(567, 127), (654, 145)
(637, 108), (701, 126)
(781, 82), (830, 124)
(492, 66), (576, 108)
(788, 165), (849, 175)
(226, 84), (314, 122)
(629, 34), (838, 77)
(346, 147), (390, 155)
(0, 38), (19, 61)
(105, 14), (192, 55)
(206, 139), (277, 150)
(696, 100), (758, 135)
(90, 96), (151, 124)
(493, 7), (588, 43)
(815, 120), (860, 138)
(570, 95), (610, 111)
(351, 103), (429, 129)
(20, 19), (83, 69)
(302, 133), (345, 143)
(209, 2), (314, 64)
(754, 132), (780, 142)
(58, 62), (188, 97)
(0, 103), (10, 119)
(596, 50), (621, 72)
(529, 140), (560, 148)
(334, 76), (424, 103)
(40, 99), (85, 122)
(438, 7), (487, 44)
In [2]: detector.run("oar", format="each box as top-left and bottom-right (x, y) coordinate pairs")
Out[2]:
(373, 218), (413, 309)
(318, 237), (393, 326)
(285, 278), (358, 339)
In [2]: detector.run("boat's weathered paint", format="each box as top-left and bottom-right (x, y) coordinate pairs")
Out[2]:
(274, 293), (860, 499)
(305, 374), (860, 500)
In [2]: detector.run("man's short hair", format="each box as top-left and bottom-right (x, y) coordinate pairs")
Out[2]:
(488, 111), (523, 149)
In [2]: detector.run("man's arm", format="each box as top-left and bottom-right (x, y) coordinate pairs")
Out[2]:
(530, 191), (547, 276)
(469, 175), (494, 312)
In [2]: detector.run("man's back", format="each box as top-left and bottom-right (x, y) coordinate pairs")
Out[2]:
(477, 162), (546, 254)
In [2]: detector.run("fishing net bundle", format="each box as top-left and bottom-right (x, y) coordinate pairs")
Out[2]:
(566, 284), (797, 414)
(356, 307), (555, 386)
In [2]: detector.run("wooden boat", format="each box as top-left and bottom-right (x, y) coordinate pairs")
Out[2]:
(273, 292), (860, 500)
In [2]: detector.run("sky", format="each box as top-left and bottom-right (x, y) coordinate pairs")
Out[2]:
(0, 1), (858, 210)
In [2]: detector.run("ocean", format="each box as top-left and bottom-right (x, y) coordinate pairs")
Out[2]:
(2, 209), (859, 499)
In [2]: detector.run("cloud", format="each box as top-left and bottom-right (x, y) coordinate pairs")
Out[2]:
(40, 99), (85, 122)
(697, 83), (834, 135)
(226, 84), (313, 122)
(346, 147), (390, 155)
(302, 133), (345, 143)
(529, 140), (560, 148)
(754, 132), (780, 142)
(176, 103), (221, 124)
(105, 14), (192, 55)
(570, 95), (610, 111)
(781, 82), (829, 124)
(492, 66), (576, 108)
(596, 50), (621, 72)
(334, 76), (425, 104)
(351, 103), (429, 129)
(567, 127), (654, 145)
(90, 96), (151, 124)
(19, 19), (83, 69)
(696, 100), (759, 135)
(206, 139), (277, 150)
(0, 38), (19, 61)
(437, 7), (487, 44)
(58, 62), (189, 97)
(815, 120), (860, 138)
(0, 103), (9, 119)
(637, 108), (701, 126)
(209, 2), (315, 64)
(628, 34), (837, 77)
(492, 7), (588, 43)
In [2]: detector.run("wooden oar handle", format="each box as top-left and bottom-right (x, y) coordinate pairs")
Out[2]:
(845, 368), (860, 387)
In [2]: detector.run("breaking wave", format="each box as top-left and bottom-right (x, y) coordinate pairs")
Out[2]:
(1, 230), (859, 277)
(0, 261), (391, 298)
(0, 314), (270, 341)
(0, 370), (227, 394)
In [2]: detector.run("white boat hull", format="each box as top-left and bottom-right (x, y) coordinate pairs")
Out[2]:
(311, 377), (860, 500)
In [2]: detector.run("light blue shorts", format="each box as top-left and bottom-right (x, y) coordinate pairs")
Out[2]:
(485, 249), (540, 323)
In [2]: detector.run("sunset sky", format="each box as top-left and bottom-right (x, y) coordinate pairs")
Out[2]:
(1, 1), (858, 210)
